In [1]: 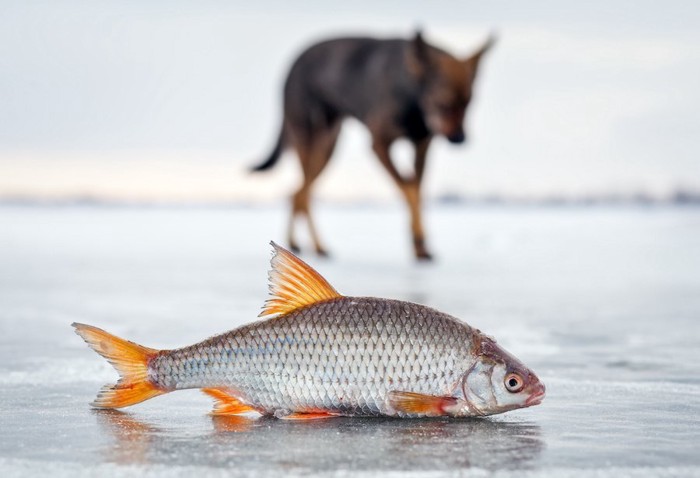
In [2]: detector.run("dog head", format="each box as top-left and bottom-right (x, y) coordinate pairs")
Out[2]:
(407, 32), (495, 144)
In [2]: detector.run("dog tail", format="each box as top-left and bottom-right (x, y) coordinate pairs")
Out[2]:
(251, 125), (285, 172)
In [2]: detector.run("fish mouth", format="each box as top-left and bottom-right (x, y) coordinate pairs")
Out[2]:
(525, 388), (546, 407)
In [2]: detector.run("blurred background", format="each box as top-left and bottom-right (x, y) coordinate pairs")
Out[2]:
(2, 0), (698, 204)
(1, 1), (700, 476)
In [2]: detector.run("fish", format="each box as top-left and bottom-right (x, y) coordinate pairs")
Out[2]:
(73, 242), (545, 419)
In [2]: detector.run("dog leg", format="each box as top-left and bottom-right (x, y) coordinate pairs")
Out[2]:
(289, 185), (326, 255)
(288, 189), (303, 254)
(372, 138), (433, 260)
(290, 122), (340, 256)
(408, 137), (432, 260)
(403, 180), (431, 261)
(372, 138), (404, 185)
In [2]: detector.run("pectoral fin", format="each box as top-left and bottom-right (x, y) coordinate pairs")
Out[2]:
(202, 388), (257, 416)
(388, 391), (458, 416)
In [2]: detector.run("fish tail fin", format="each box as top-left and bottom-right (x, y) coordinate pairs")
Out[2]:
(72, 322), (166, 408)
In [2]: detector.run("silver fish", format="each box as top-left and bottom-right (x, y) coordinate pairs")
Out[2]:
(74, 242), (545, 419)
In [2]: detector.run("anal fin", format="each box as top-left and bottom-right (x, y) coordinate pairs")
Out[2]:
(388, 391), (458, 416)
(281, 411), (339, 420)
(202, 388), (257, 416)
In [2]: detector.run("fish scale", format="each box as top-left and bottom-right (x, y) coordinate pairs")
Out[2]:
(73, 242), (545, 418)
(149, 297), (475, 416)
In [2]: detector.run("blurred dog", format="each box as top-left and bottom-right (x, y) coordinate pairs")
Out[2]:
(252, 31), (495, 259)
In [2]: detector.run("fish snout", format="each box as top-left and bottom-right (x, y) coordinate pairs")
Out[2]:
(525, 381), (546, 407)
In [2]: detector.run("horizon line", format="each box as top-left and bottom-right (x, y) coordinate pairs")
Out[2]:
(2, 190), (699, 208)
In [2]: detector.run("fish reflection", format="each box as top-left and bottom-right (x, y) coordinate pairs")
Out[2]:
(94, 410), (160, 465)
(98, 411), (543, 472)
(211, 415), (256, 433)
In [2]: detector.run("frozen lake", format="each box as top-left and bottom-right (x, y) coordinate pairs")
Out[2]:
(1, 204), (699, 477)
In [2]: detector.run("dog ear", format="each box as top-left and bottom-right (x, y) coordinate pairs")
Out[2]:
(406, 30), (432, 78)
(463, 33), (496, 75)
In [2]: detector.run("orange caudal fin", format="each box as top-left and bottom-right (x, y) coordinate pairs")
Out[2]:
(72, 322), (166, 408)
(202, 388), (257, 416)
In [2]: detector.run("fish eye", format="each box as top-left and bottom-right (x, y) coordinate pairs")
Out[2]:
(504, 373), (524, 393)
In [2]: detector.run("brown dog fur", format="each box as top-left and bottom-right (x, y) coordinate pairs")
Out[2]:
(252, 31), (495, 259)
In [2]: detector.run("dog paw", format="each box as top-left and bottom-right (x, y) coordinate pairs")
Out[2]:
(316, 248), (330, 258)
(415, 250), (434, 261)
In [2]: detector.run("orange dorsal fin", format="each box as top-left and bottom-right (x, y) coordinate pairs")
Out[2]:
(388, 391), (458, 417)
(202, 388), (257, 416)
(259, 242), (342, 318)
(72, 322), (166, 408)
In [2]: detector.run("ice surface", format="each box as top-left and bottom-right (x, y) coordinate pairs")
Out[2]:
(1, 204), (699, 477)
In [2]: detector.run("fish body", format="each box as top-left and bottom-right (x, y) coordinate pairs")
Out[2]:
(74, 242), (545, 419)
(151, 297), (475, 417)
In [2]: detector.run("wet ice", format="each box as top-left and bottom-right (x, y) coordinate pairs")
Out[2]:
(1, 204), (699, 477)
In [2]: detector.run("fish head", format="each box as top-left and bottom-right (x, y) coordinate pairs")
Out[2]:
(460, 335), (546, 416)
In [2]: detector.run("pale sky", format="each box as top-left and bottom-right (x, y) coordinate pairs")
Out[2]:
(1, 0), (698, 202)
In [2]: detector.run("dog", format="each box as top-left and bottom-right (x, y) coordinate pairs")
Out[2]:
(251, 31), (495, 260)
